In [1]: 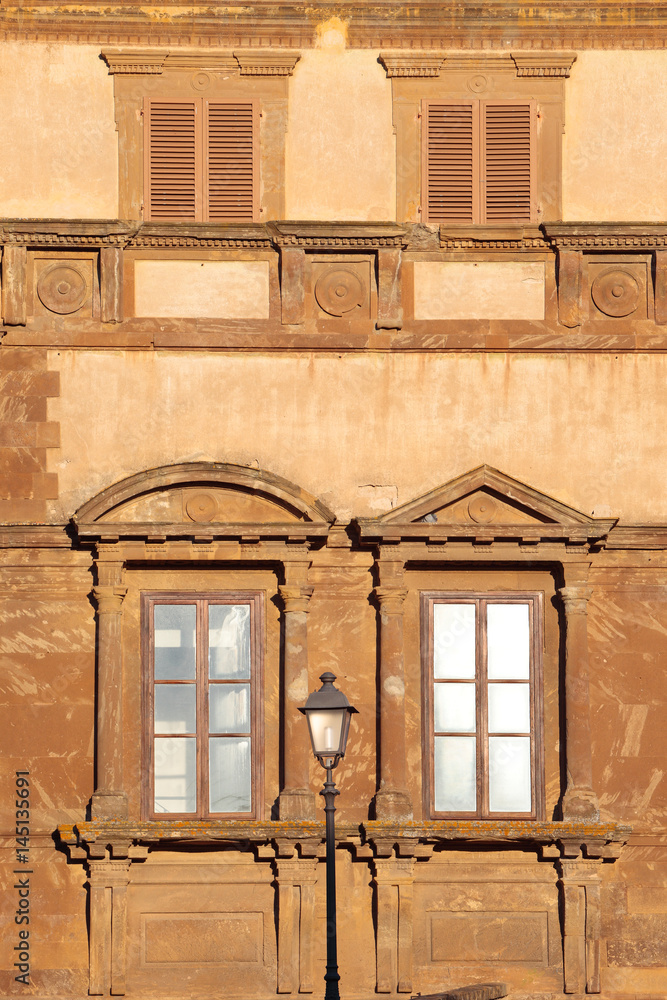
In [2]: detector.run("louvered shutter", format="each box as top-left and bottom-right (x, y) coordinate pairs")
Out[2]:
(145, 101), (200, 221)
(205, 102), (258, 222)
(423, 102), (478, 224)
(482, 102), (534, 223)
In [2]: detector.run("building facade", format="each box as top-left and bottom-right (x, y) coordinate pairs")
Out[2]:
(1, 3), (667, 999)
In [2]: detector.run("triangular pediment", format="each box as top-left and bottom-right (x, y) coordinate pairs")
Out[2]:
(372, 466), (614, 532)
(73, 462), (334, 539)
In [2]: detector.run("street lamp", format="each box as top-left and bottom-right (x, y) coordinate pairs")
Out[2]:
(299, 672), (358, 1000)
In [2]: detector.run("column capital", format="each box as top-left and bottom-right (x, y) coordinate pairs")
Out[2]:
(279, 584), (314, 614)
(558, 585), (593, 615)
(374, 586), (408, 614)
(92, 586), (128, 614)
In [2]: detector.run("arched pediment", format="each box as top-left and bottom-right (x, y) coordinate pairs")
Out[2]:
(72, 462), (334, 541)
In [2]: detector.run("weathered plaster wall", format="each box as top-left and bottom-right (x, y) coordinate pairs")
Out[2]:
(563, 51), (667, 221)
(49, 350), (667, 523)
(284, 26), (396, 221)
(0, 43), (118, 218)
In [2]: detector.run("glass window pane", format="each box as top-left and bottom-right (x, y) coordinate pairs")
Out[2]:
(434, 736), (477, 812)
(154, 737), (196, 813)
(433, 603), (476, 679)
(209, 605), (251, 679)
(488, 683), (531, 733)
(487, 603), (530, 679)
(154, 604), (196, 680)
(434, 683), (476, 733)
(154, 685), (196, 734)
(209, 737), (252, 813)
(209, 684), (250, 734)
(488, 736), (532, 812)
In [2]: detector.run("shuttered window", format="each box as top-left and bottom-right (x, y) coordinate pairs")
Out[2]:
(423, 100), (535, 224)
(144, 99), (259, 222)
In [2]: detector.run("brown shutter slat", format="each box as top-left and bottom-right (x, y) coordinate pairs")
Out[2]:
(482, 103), (534, 223)
(205, 103), (257, 222)
(424, 103), (476, 224)
(145, 101), (200, 221)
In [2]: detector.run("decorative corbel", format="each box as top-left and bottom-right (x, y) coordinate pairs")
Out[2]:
(557, 249), (583, 328)
(2, 244), (27, 326)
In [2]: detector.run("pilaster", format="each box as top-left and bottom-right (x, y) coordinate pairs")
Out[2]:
(371, 857), (416, 994)
(559, 563), (599, 822)
(274, 857), (319, 994)
(278, 557), (316, 819)
(92, 554), (128, 819)
(87, 859), (132, 996)
(373, 548), (412, 821)
(557, 856), (603, 994)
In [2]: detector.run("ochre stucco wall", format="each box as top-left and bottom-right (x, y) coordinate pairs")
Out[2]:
(49, 350), (667, 523)
(0, 43), (118, 218)
(562, 51), (667, 221)
(284, 26), (396, 221)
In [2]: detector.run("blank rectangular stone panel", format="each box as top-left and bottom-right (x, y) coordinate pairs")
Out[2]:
(414, 261), (545, 320)
(429, 911), (548, 964)
(143, 912), (263, 964)
(133, 260), (270, 319)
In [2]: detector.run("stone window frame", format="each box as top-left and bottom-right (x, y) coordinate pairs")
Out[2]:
(142, 590), (265, 821)
(102, 49), (300, 222)
(379, 51), (576, 226)
(421, 590), (545, 821)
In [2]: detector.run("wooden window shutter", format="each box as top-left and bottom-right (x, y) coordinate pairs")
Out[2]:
(423, 101), (478, 223)
(144, 100), (201, 221)
(205, 102), (258, 223)
(481, 101), (535, 223)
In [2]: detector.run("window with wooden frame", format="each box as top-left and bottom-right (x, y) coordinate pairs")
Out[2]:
(143, 593), (263, 818)
(422, 100), (536, 224)
(422, 593), (544, 819)
(144, 99), (259, 222)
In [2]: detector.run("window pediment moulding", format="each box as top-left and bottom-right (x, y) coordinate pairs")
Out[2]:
(72, 461), (335, 548)
(354, 465), (617, 555)
(101, 49), (301, 76)
(378, 52), (577, 78)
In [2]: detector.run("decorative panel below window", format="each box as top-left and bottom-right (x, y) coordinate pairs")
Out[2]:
(145, 593), (263, 818)
(422, 593), (543, 819)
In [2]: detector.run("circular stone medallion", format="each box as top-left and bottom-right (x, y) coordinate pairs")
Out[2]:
(467, 74), (488, 94)
(37, 264), (88, 315)
(315, 268), (365, 317)
(185, 492), (218, 522)
(191, 71), (211, 91)
(591, 268), (640, 318)
(468, 495), (498, 524)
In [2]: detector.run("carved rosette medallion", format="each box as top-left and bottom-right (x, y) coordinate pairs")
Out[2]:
(468, 495), (498, 523)
(191, 71), (211, 91)
(467, 74), (488, 93)
(37, 263), (88, 314)
(185, 492), (218, 522)
(591, 268), (640, 317)
(315, 267), (365, 316)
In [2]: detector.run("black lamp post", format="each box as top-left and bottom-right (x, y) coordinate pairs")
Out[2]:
(299, 672), (358, 1000)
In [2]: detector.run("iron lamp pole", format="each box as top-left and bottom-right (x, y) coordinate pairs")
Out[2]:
(299, 672), (358, 1000)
